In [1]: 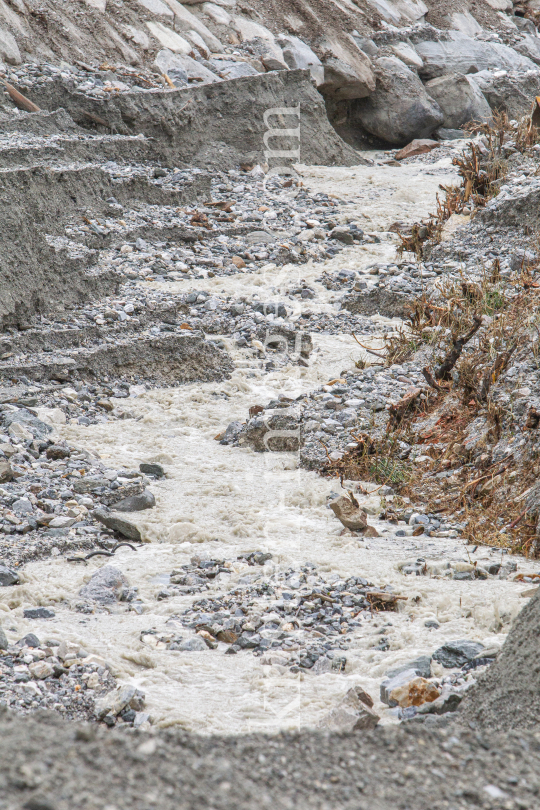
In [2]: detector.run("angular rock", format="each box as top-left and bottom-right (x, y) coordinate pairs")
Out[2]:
(416, 688), (463, 715)
(79, 566), (130, 605)
(425, 73), (492, 130)
(381, 668), (420, 705)
(351, 57), (443, 146)
(29, 661), (54, 680)
(23, 608), (55, 619)
(395, 139), (439, 160)
(329, 495), (368, 531)
(92, 509), (142, 541)
(0, 626), (7, 650)
(241, 413), (300, 452)
(470, 69), (540, 120)
(94, 685), (139, 719)
(0, 564), (19, 586)
(178, 636), (208, 651)
(389, 676), (440, 708)
(319, 686), (380, 731)
(112, 490), (156, 512)
(432, 640), (485, 668)
(319, 55), (375, 101)
(277, 35), (324, 85)
(386, 655), (432, 680)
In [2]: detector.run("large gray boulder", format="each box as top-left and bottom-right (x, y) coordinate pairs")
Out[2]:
(351, 57), (443, 146)
(425, 73), (492, 129)
(416, 31), (537, 80)
(79, 566), (129, 605)
(470, 69), (540, 119)
(277, 35), (324, 85)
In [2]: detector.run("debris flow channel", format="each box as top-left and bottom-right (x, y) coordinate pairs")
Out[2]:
(2, 156), (538, 734)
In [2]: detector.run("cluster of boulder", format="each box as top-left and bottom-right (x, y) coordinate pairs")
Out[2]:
(2, 0), (540, 149)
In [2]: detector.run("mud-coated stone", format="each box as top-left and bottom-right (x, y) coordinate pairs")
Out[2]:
(139, 463), (165, 478)
(351, 57), (443, 146)
(0, 462), (14, 483)
(389, 677), (440, 708)
(79, 566), (130, 604)
(329, 495), (368, 531)
(92, 510), (142, 541)
(319, 55), (375, 100)
(415, 31), (536, 80)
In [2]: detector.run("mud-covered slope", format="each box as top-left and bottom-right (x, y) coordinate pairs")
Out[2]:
(459, 588), (540, 731)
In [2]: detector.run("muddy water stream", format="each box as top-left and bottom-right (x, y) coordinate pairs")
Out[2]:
(2, 157), (537, 733)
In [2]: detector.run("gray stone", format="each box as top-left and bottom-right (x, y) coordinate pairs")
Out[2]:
(277, 35), (324, 84)
(92, 509), (142, 541)
(0, 461), (13, 483)
(11, 498), (32, 514)
(245, 231), (276, 245)
(0, 626), (7, 650)
(416, 689), (463, 715)
(416, 31), (536, 81)
(386, 655), (432, 680)
(0, 564), (19, 586)
(0, 28), (21, 65)
(380, 668), (419, 705)
(425, 73), (491, 130)
(23, 608), (55, 619)
(112, 490), (155, 512)
(351, 57), (443, 146)
(330, 227), (354, 245)
(319, 686), (380, 731)
(432, 640), (485, 668)
(139, 462), (165, 477)
(2, 411), (52, 440)
(95, 685), (136, 719)
(329, 495), (368, 531)
(178, 636), (208, 651)
(79, 566), (129, 605)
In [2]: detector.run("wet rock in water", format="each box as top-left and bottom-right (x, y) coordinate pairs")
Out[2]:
(432, 640), (485, 668)
(23, 607), (55, 619)
(178, 636), (208, 651)
(381, 668), (421, 705)
(19, 633), (40, 648)
(112, 490), (155, 512)
(416, 689), (463, 716)
(320, 686), (379, 731)
(329, 495), (368, 531)
(386, 655), (432, 680)
(389, 677), (440, 708)
(0, 626), (7, 650)
(139, 462), (165, 477)
(0, 564), (19, 586)
(94, 685), (145, 719)
(79, 566), (129, 605)
(92, 509), (142, 541)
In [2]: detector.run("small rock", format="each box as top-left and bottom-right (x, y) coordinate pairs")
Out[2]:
(330, 227), (354, 245)
(0, 626), (7, 650)
(139, 462), (165, 478)
(395, 139), (439, 160)
(432, 640), (485, 668)
(46, 445), (71, 460)
(0, 564), (19, 586)
(95, 685), (138, 719)
(23, 607), (55, 619)
(319, 686), (379, 731)
(329, 495), (368, 531)
(29, 661), (54, 680)
(79, 566), (129, 605)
